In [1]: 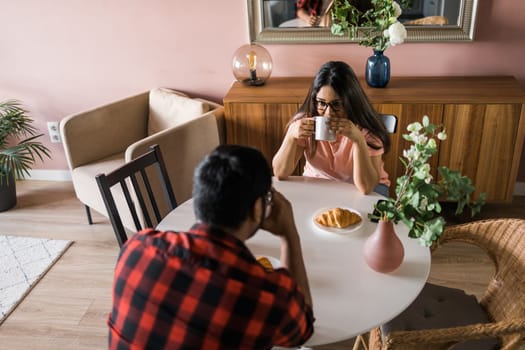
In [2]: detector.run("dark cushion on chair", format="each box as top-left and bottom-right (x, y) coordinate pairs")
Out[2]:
(381, 283), (500, 350)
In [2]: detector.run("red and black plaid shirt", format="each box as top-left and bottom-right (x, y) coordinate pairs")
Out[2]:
(296, 0), (323, 15)
(108, 223), (314, 349)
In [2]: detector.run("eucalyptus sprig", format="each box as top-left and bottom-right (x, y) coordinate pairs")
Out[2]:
(369, 116), (486, 247)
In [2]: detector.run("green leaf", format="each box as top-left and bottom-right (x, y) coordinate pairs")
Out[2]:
(1, 100), (52, 178)
(331, 23), (345, 35)
(422, 115), (429, 127)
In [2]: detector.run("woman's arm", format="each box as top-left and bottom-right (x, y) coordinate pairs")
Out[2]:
(353, 142), (382, 194)
(272, 118), (313, 179)
(334, 118), (382, 194)
(272, 134), (304, 179)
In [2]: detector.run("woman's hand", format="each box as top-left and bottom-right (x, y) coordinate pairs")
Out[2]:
(330, 118), (363, 142)
(287, 117), (315, 140)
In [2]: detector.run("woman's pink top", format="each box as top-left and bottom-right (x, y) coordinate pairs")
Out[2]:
(296, 129), (391, 187)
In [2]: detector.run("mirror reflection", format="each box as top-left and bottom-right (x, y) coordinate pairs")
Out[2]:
(263, 0), (461, 28)
(249, 0), (477, 43)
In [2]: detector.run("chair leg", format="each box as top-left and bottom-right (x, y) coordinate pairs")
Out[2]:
(85, 205), (93, 225)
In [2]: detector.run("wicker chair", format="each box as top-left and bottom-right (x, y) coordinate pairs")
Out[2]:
(366, 218), (525, 350)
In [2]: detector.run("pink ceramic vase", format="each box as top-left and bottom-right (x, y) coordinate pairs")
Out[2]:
(363, 220), (404, 273)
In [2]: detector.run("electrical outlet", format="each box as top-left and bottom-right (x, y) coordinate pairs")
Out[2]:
(47, 121), (61, 143)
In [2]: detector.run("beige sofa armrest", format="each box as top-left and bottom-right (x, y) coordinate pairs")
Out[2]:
(195, 98), (225, 145)
(126, 113), (221, 206)
(60, 91), (149, 169)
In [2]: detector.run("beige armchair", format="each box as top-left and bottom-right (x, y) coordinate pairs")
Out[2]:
(60, 88), (224, 230)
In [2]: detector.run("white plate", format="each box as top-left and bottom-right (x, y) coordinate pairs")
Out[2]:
(312, 207), (364, 234)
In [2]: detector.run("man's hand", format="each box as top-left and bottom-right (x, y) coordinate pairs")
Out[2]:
(261, 189), (312, 307)
(261, 189), (299, 240)
(308, 14), (320, 26)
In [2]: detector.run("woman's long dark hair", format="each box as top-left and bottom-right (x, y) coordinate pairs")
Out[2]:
(293, 61), (391, 155)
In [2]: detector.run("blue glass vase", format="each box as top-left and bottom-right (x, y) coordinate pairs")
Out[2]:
(365, 50), (390, 88)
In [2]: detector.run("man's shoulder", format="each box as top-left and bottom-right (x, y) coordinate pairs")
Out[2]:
(130, 225), (209, 244)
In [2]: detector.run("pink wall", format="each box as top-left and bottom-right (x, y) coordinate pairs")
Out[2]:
(1, 0), (525, 179)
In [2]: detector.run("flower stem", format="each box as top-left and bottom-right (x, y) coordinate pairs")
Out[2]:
(393, 165), (414, 208)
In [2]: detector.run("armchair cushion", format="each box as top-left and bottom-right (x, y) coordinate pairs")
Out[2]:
(381, 283), (500, 350)
(71, 152), (125, 216)
(147, 88), (209, 135)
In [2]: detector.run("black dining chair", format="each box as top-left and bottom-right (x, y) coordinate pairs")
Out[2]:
(96, 144), (177, 247)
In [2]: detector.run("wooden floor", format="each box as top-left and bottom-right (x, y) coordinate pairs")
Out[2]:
(0, 180), (523, 349)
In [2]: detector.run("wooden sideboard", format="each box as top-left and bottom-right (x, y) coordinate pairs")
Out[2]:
(223, 76), (525, 202)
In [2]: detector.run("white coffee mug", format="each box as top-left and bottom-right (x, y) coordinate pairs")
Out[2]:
(315, 116), (336, 141)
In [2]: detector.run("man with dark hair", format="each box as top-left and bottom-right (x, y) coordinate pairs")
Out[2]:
(108, 145), (314, 349)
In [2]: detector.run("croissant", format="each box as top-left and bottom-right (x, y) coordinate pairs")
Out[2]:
(257, 256), (274, 272)
(315, 207), (361, 228)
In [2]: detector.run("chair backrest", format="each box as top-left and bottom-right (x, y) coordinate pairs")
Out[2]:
(438, 219), (525, 346)
(379, 114), (398, 134)
(96, 145), (177, 247)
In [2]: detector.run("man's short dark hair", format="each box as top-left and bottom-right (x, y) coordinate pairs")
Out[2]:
(192, 145), (272, 229)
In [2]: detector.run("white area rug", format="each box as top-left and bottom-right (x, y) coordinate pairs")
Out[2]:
(0, 235), (73, 325)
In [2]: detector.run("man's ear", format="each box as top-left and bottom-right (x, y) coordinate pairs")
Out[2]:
(251, 197), (265, 223)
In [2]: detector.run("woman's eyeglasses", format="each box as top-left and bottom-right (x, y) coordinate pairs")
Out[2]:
(315, 99), (343, 113)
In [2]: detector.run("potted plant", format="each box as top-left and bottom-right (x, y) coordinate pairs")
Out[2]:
(365, 116), (486, 272)
(0, 100), (51, 211)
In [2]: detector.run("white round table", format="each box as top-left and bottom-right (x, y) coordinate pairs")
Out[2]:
(157, 176), (430, 347)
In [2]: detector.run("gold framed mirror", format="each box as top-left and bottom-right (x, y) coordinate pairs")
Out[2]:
(248, 0), (478, 44)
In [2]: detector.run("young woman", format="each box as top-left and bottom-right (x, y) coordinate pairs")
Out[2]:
(272, 61), (391, 196)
